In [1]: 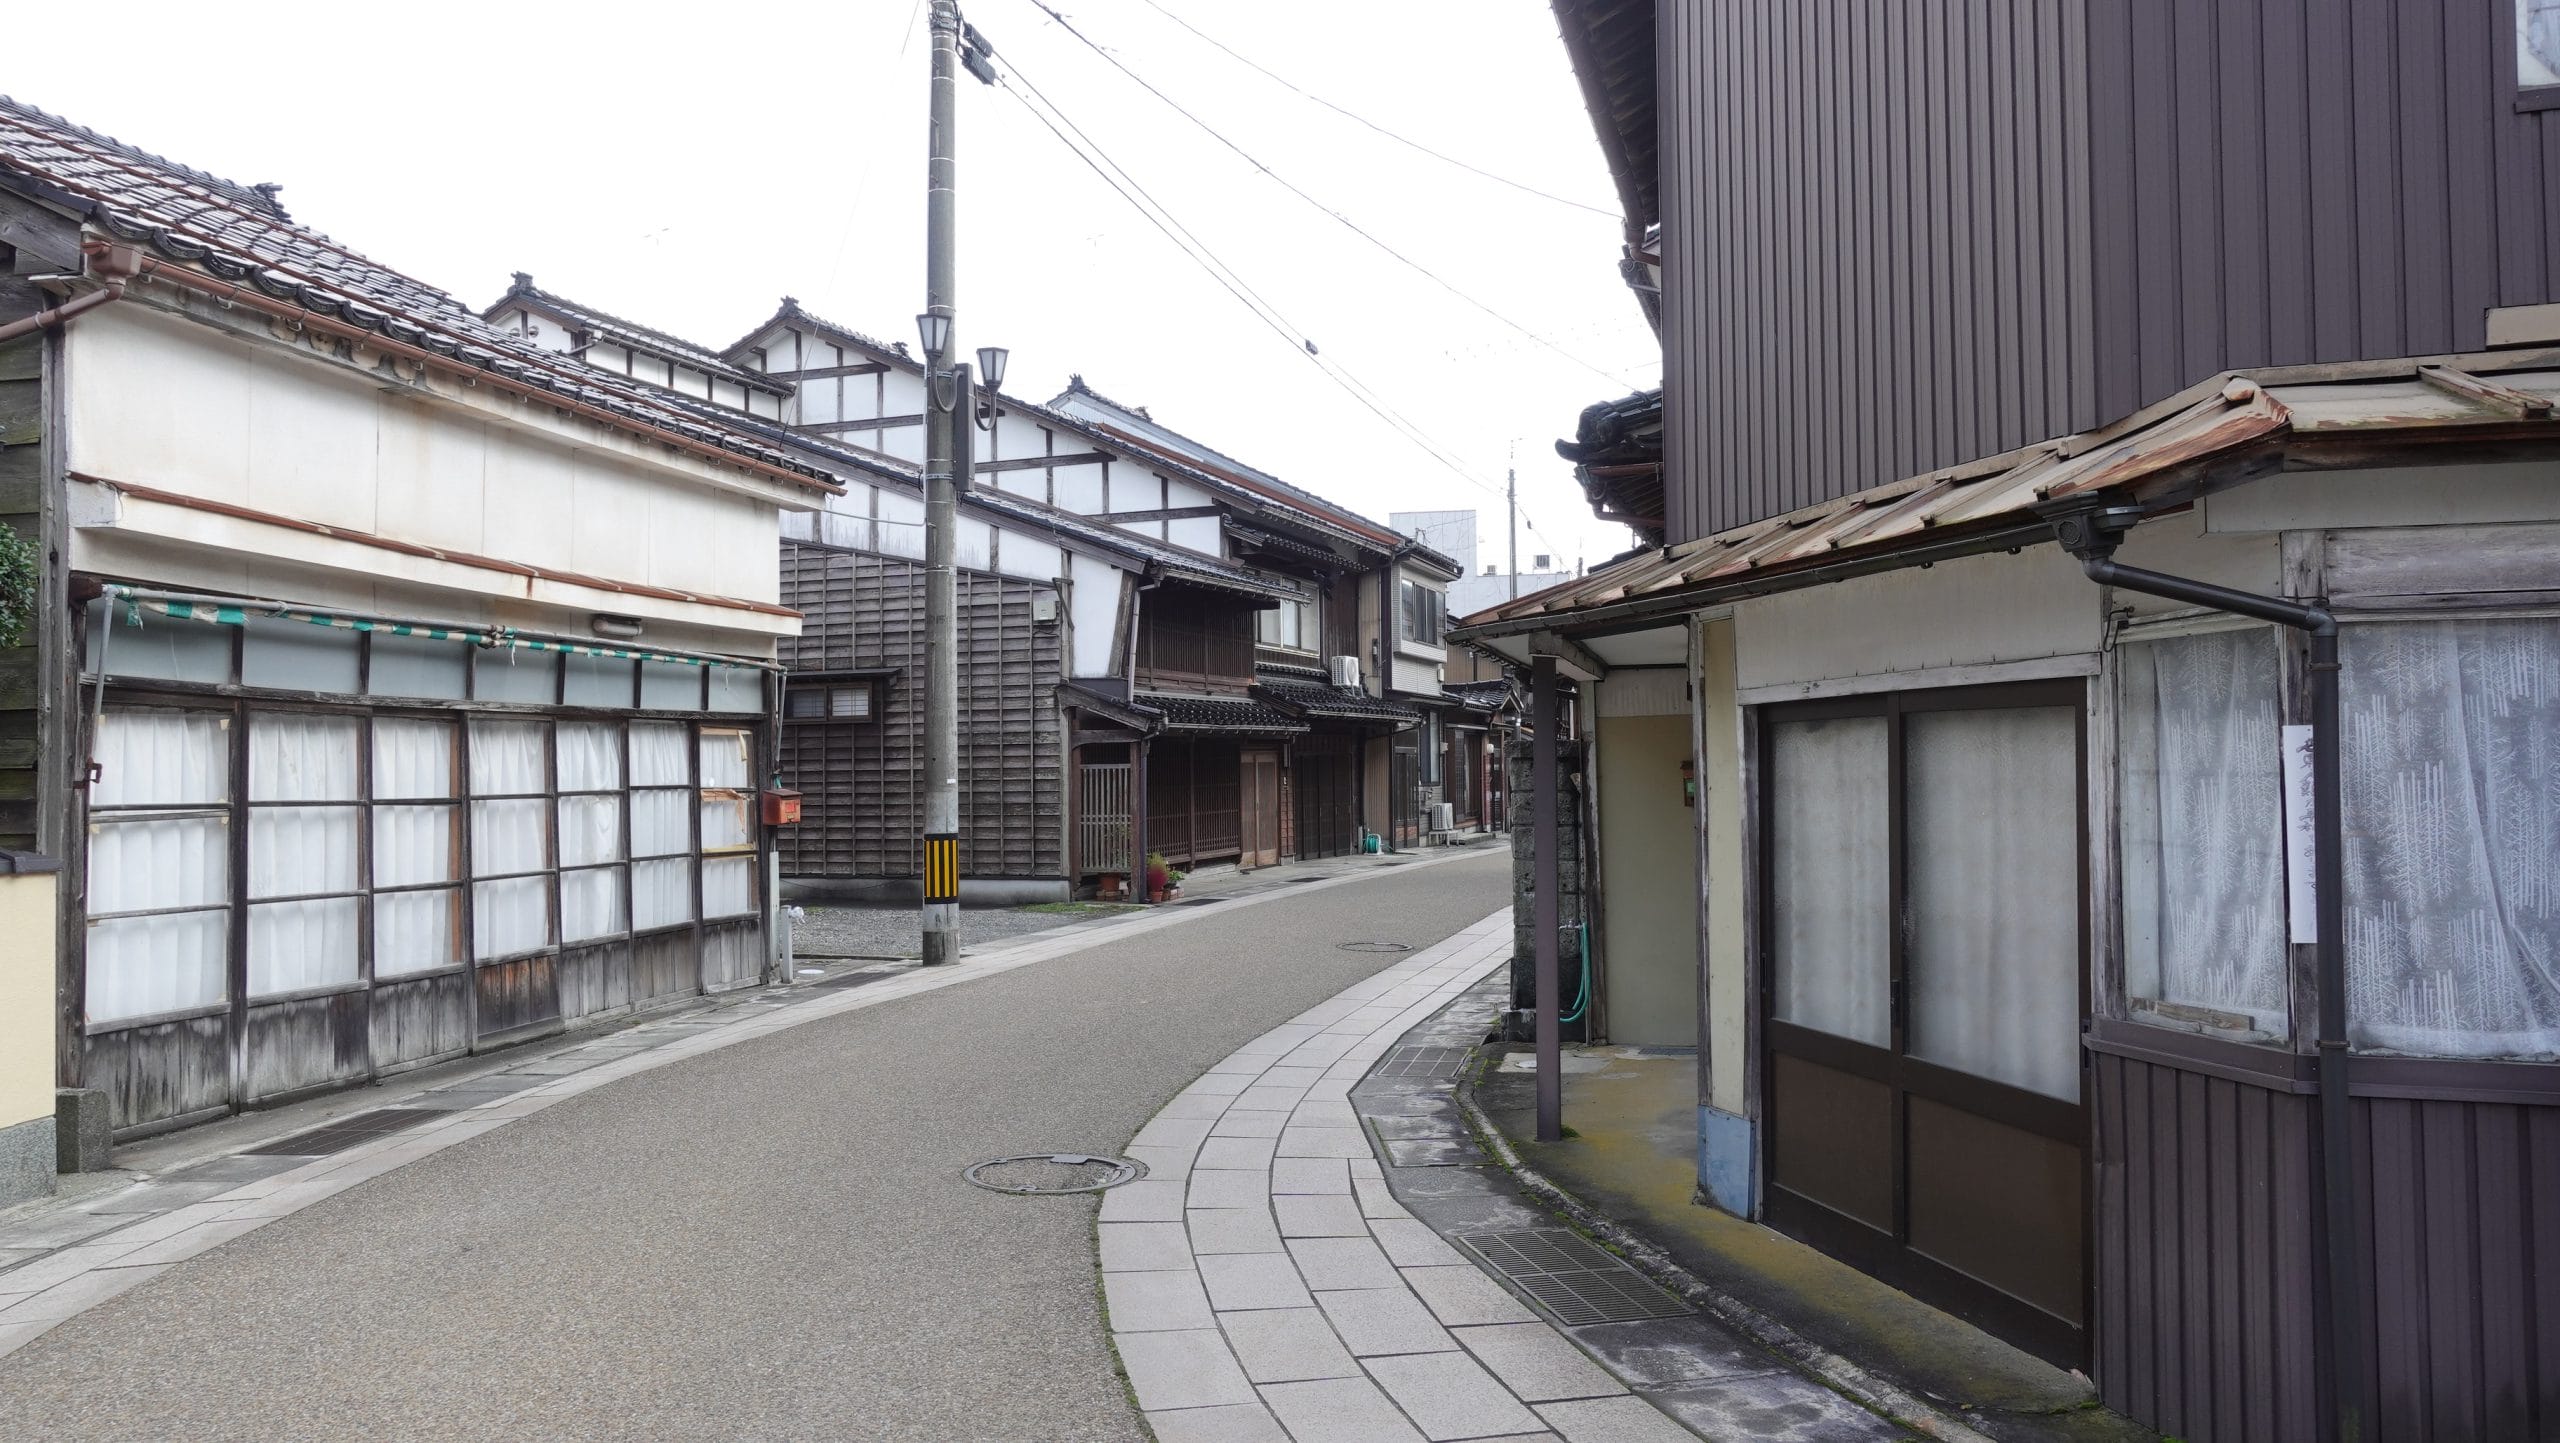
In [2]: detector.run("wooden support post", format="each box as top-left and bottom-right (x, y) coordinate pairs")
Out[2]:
(1532, 654), (1562, 1143)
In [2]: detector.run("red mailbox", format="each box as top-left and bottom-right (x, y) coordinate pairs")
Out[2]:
(760, 788), (802, 826)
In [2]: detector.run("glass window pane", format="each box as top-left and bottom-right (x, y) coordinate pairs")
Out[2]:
(474, 646), (558, 704)
(472, 875), (552, 959)
(632, 789), (690, 857)
(368, 632), (468, 699)
(2342, 618), (2560, 1059)
(699, 795), (752, 852)
(641, 660), (703, 711)
(93, 710), (230, 808)
(85, 910), (227, 1022)
(630, 722), (689, 787)
(556, 721), (622, 793)
(249, 806), (359, 898)
(2117, 630), (2287, 1037)
(699, 729), (752, 789)
(709, 666), (764, 714)
(375, 805), (460, 888)
(373, 718), (456, 800)
(86, 599), (232, 685)
(1905, 706), (2084, 1100)
(248, 896), (361, 995)
(88, 813), (228, 913)
(559, 793), (623, 866)
(633, 857), (694, 929)
(562, 866), (626, 942)
(1767, 716), (1890, 1047)
(249, 713), (360, 801)
(702, 855), (755, 917)
(471, 798), (551, 876)
(468, 718), (548, 796)
(563, 654), (636, 708)
(241, 615), (360, 693)
(374, 888), (461, 976)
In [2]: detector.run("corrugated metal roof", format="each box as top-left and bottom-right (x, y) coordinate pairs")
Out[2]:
(1453, 361), (2560, 640)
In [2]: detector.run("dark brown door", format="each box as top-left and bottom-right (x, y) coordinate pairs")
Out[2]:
(1242, 749), (1281, 867)
(1294, 734), (1357, 858)
(1390, 745), (1421, 848)
(1759, 681), (2089, 1367)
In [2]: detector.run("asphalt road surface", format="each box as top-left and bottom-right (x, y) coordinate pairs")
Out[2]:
(0, 849), (1509, 1443)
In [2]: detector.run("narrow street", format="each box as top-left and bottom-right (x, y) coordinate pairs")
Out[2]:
(0, 851), (1509, 1442)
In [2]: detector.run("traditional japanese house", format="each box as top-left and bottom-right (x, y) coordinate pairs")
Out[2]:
(0, 99), (818, 1140)
(1453, 4), (2560, 1438)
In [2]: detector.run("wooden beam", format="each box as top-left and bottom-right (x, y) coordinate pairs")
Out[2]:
(1529, 630), (1610, 683)
(765, 362), (893, 380)
(804, 414), (924, 434)
(972, 450), (1110, 474)
(1089, 506), (1225, 524)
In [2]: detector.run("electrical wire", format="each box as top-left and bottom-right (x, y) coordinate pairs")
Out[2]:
(994, 54), (1592, 562)
(1022, 0), (1640, 393)
(1131, 0), (1620, 221)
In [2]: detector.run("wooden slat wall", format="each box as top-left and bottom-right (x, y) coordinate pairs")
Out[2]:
(2094, 1047), (2560, 1441)
(775, 541), (1064, 881)
(1657, 0), (2560, 547)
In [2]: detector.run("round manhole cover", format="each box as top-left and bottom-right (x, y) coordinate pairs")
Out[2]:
(1339, 940), (1413, 954)
(964, 1153), (1147, 1195)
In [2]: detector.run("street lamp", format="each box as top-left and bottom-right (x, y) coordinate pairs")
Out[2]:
(974, 345), (1009, 431)
(915, 311), (951, 361)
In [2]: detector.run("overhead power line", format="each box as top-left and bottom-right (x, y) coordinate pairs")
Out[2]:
(1021, 0), (1641, 394)
(1132, 0), (1620, 221)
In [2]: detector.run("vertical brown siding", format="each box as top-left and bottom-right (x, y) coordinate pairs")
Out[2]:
(1657, 0), (2560, 546)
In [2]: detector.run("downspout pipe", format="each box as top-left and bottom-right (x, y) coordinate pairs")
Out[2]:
(2051, 506), (2364, 1443)
(0, 241), (142, 344)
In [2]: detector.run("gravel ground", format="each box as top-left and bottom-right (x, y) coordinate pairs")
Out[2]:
(0, 849), (1510, 1443)
(788, 901), (1137, 959)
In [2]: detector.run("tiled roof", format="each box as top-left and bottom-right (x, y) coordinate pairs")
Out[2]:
(1253, 676), (1419, 725)
(1133, 692), (1307, 736)
(491, 275), (790, 394)
(1443, 680), (1513, 710)
(0, 96), (834, 491)
(723, 296), (913, 369)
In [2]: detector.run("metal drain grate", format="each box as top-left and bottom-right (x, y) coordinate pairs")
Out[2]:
(1454, 1228), (1692, 1326)
(1373, 1046), (1470, 1079)
(815, 964), (916, 990)
(1338, 940), (1412, 954)
(964, 1153), (1147, 1194)
(241, 1107), (443, 1158)
(1286, 876), (1327, 884)
(1176, 896), (1226, 906)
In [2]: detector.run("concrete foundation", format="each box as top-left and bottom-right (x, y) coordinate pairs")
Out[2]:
(780, 876), (1071, 907)
(55, 1086), (110, 1173)
(0, 1113), (53, 1208)
(1698, 1104), (1755, 1217)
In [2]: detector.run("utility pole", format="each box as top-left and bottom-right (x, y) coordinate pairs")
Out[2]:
(919, 0), (963, 965)
(1506, 467), (1519, 602)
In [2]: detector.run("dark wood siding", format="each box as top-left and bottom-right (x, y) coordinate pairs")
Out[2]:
(1135, 587), (1256, 697)
(1657, 0), (2560, 544)
(775, 541), (1064, 881)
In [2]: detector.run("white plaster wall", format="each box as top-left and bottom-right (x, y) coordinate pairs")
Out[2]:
(876, 489), (927, 560)
(1390, 654), (1441, 694)
(1732, 545), (2100, 690)
(1167, 516), (1222, 557)
(1697, 618), (1746, 1115)
(2110, 508), (2282, 615)
(1055, 460), (1106, 513)
(2206, 461), (2560, 532)
(1068, 553), (1126, 677)
(999, 536), (1063, 584)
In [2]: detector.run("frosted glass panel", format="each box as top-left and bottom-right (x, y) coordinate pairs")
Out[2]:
(641, 660), (702, 711)
(249, 896), (360, 995)
(472, 798), (551, 876)
(699, 796), (752, 852)
(473, 875), (551, 959)
(368, 631), (468, 699)
(630, 722), (689, 787)
(88, 814), (227, 913)
(1768, 716), (1890, 1046)
(557, 721), (622, 792)
(631, 789), (690, 856)
(375, 888), (461, 976)
(94, 711), (230, 807)
(375, 805), (459, 887)
(2117, 630), (2287, 1037)
(709, 666), (765, 714)
(474, 647), (558, 704)
(469, 719), (547, 796)
(562, 866), (625, 942)
(563, 654), (635, 708)
(242, 616), (360, 693)
(633, 857), (693, 929)
(87, 600), (231, 685)
(1905, 707), (2083, 1100)
(559, 794), (623, 866)
(373, 718), (456, 799)
(250, 713), (359, 801)
(86, 910), (227, 1022)
(699, 729), (752, 789)
(702, 855), (754, 918)
(249, 806), (359, 898)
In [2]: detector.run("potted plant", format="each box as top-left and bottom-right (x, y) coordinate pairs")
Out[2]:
(1144, 851), (1171, 903)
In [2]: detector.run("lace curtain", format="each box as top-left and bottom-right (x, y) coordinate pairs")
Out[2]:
(2342, 618), (2560, 1059)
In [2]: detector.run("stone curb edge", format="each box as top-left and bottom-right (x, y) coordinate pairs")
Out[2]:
(1449, 1060), (1998, 1443)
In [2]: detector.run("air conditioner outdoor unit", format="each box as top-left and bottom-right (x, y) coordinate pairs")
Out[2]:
(1430, 802), (1455, 832)
(1328, 655), (1361, 687)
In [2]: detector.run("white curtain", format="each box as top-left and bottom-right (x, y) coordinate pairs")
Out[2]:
(631, 789), (691, 857)
(1904, 707), (2083, 1100)
(374, 805), (458, 889)
(249, 713), (358, 801)
(87, 709), (232, 1022)
(699, 728), (752, 789)
(469, 718), (548, 796)
(92, 710), (229, 807)
(699, 796), (753, 852)
(561, 866), (626, 943)
(88, 814), (227, 914)
(556, 721), (622, 793)
(373, 718), (455, 800)
(558, 794), (624, 867)
(2117, 629), (2290, 1036)
(630, 722), (690, 787)
(2342, 619), (2560, 1059)
(471, 798), (551, 876)
(374, 889), (459, 977)
(1767, 716), (1890, 1046)
(86, 912), (226, 1022)
(473, 875), (551, 959)
(249, 897), (360, 995)
(702, 856), (755, 918)
(633, 857), (694, 929)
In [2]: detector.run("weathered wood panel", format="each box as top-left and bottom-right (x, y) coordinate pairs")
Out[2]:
(82, 1015), (228, 1134)
(555, 939), (631, 1022)
(630, 927), (697, 1004)
(775, 541), (1064, 881)
(370, 972), (470, 1071)
(701, 918), (762, 991)
(241, 990), (369, 1102)
(474, 955), (560, 1044)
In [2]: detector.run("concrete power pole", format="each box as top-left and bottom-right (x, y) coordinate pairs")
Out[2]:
(919, 0), (963, 965)
(1506, 467), (1519, 602)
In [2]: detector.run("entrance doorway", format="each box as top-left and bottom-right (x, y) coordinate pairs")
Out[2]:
(1758, 681), (2088, 1365)
(1241, 748), (1281, 867)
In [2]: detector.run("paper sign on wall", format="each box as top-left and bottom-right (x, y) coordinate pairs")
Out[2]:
(2281, 724), (2318, 944)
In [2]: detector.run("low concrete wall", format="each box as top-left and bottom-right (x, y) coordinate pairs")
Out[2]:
(780, 876), (1072, 907)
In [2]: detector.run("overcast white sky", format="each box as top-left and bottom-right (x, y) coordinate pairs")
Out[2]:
(15, 0), (1656, 574)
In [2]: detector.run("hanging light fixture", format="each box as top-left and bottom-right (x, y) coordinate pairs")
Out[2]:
(975, 346), (1009, 391)
(915, 311), (952, 361)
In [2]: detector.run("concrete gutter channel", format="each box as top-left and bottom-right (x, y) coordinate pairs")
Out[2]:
(0, 842), (1495, 1354)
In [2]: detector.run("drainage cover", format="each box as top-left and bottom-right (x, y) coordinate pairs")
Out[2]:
(815, 963), (917, 990)
(1374, 1045), (1470, 1080)
(241, 1107), (442, 1158)
(1453, 1229), (1691, 1326)
(964, 1153), (1147, 1195)
(1339, 940), (1413, 954)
